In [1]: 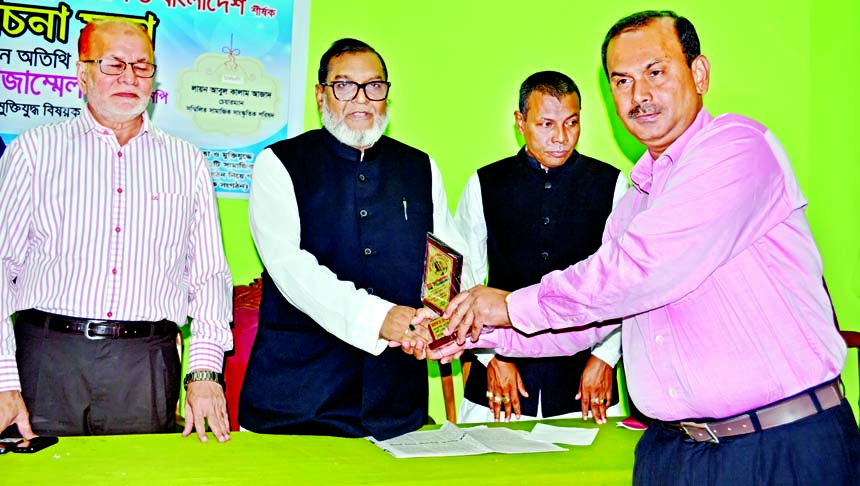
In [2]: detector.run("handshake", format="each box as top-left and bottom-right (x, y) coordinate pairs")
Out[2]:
(380, 285), (513, 362)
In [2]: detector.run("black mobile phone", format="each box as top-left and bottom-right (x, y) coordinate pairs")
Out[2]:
(0, 438), (21, 455)
(12, 436), (58, 453)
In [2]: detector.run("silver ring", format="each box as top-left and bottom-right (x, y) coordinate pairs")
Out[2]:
(591, 397), (601, 404)
(486, 390), (493, 399)
(493, 395), (502, 404)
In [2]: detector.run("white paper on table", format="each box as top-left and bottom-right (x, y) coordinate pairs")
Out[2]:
(527, 423), (599, 446)
(368, 422), (565, 458)
(368, 422), (490, 458)
(463, 425), (566, 454)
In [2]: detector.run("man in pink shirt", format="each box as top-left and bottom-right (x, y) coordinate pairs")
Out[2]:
(0, 20), (232, 442)
(424, 10), (860, 485)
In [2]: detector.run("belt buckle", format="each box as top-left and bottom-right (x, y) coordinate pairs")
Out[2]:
(83, 321), (109, 340)
(680, 421), (720, 444)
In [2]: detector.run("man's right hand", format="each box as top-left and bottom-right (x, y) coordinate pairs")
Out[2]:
(443, 286), (512, 345)
(487, 357), (528, 422)
(0, 390), (35, 439)
(380, 305), (432, 356)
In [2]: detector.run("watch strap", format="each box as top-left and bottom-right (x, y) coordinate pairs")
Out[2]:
(183, 370), (223, 391)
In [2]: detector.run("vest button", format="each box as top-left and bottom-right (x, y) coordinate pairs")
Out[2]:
(541, 252), (549, 260)
(544, 181), (552, 189)
(359, 209), (368, 218)
(358, 173), (367, 182)
(363, 247), (373, 256)
(367, 288), (374, 295)
(543, 216), (550, 225)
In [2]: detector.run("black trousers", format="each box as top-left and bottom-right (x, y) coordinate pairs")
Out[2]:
(10, 313), (181, 436)
(634, 400), (860, 486)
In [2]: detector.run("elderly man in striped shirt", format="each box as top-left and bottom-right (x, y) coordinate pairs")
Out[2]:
(0, 19), (233, 442)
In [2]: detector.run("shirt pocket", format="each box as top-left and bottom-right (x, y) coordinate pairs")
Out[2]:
(131, 193), (192, 263)
(403, 201), (433, 228)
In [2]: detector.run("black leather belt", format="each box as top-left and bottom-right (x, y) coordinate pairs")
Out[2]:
(658, 380), (843, 443)
(18, 309), (176, 340)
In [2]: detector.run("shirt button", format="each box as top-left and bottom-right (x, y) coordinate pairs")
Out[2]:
(117, 188), (123, 194)
(112, 268), (117, 275)
(107, 311), (113, 318)
(367, 288), (374, 295)
(544, 181), (552, 189)
(358, 173), (367, 182)
(668, 388), (678, 398)
(543, 217), (550, 225)
(363, 247), (372, 256)
(117, 151), (122, 157)
(359, 209), (368, 218)
(541, 252), (549, 260)
(655, 335), (663, 344)
(115, 227), (121, 233)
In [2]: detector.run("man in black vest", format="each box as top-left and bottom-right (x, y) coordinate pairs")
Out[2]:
(455, 72), (628, 424)
(239, 39), (470, 440)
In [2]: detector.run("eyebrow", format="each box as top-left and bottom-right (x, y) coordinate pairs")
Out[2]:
(644, 60), (663, 71)
(106, 54), (151, 63)
(331, 74), (385, 82)
(610, 58), (665, 78)
(536, 113), (579, 123)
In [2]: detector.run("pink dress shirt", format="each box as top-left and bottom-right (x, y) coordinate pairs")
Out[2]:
(0, 107), (233, 391)
(477, 109), (846, 421)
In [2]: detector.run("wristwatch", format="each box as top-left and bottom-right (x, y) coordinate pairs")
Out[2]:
(183, 370), (223, 391)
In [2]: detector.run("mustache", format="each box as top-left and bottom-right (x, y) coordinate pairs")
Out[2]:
(628, 103), (658, 118)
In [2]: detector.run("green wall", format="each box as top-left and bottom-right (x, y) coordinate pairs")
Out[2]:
(219, 0), (860, 422)
(809, 0), (860, 418)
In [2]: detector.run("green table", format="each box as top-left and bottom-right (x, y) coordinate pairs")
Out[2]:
(3, 419), (643, 485)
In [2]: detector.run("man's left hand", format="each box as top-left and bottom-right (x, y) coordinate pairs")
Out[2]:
(183, 379), (230, 443)
(424, 339), (466, 363)
(575, 355), (614, 424)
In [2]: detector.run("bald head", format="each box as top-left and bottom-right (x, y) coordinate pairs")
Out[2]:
(78, 20), (153, 61)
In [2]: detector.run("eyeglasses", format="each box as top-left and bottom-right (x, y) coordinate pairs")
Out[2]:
(81, 59), (157, 78)
(321, 80), (390, 101)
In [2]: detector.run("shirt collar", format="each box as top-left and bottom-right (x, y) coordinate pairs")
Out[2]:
(321, 127), (382, 162)
(629, 108), (712, 193)
(517, 146), (581, 175)
(73, 105), (163, 144)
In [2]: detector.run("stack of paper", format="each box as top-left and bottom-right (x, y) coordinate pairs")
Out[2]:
(368, 422), (600, 459)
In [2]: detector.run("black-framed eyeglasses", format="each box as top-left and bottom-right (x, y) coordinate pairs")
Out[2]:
(81, 59), (157, 78)
(321, 80), (390, 101)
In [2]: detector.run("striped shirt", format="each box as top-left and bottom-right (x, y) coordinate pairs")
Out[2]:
(0, 107), (233, 391)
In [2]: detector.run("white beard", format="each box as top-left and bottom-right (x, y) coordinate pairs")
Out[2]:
(321, 98), (389, 149)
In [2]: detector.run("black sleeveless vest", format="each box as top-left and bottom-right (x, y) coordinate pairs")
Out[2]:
(239, 129), (433, 440)
(463, 148), (621, 417)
